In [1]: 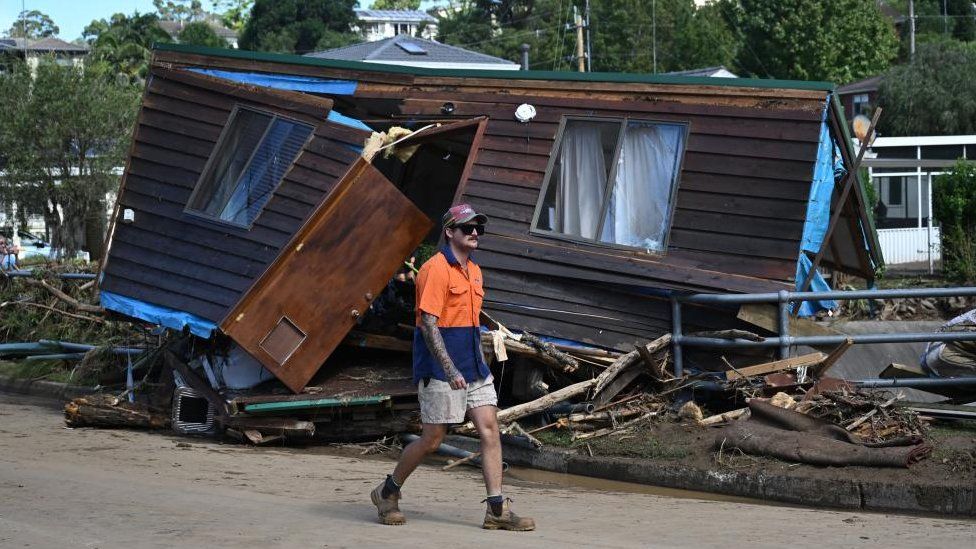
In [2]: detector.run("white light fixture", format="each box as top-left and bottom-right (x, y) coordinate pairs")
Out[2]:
(515, 103), (536, 123)
(122, 208), (135, 223)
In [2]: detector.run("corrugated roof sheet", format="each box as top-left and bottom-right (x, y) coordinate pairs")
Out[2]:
(305, 35), (517, 66)
(153, 43), (836, 91)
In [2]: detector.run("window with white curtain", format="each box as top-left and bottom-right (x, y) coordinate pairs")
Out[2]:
(532, 117), (688, 252)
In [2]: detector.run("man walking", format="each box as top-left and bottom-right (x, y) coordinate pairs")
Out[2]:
(370, 204), (535, 531)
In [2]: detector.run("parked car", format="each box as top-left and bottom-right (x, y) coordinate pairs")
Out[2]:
(0, 227), (52, 261)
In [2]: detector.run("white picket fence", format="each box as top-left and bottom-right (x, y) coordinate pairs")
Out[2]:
(877, 226), (941, 265)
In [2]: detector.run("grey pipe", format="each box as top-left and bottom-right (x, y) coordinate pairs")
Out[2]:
(678, 331), (976, 349)
(3, 270), (96, 280)
(852, 377), (976, 389)
(401, 434), (509, 472)
(676, 286), (976, 305)
(546, 401), (596, 415)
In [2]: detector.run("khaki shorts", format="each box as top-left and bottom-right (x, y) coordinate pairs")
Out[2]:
(418, 376), (497, 424)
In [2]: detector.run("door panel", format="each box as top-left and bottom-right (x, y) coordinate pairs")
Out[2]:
(221, 158), (433, 393)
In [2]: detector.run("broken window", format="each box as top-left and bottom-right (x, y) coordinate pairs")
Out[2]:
(186, 106), (312, 227)
(533, 117), (687, 252)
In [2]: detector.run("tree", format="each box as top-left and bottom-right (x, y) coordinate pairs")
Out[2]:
(722, 0), (898, 83)
(83, 13), (173, 84)
(0, 59), (140, 259)
(933, 161), (976, 282)
(371, 0), (422, 9)
(212, 0), (254, 32)
(877, 41), (976, 136)
(8, 10), (59, 39)
(155, 0), (207, 22)
(239, 0), (359, 53)
(436, 0), (739, 73)
(179, 21), (226, 47)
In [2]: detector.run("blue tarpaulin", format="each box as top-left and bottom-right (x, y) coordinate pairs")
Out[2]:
(795, 105), (840, 316)
(187, 68), (358, 95)
(100, 290), (217, 338)
(186, 68), (372, 136)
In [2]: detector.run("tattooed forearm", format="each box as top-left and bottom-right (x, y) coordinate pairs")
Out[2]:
(420, 312), (459, 378)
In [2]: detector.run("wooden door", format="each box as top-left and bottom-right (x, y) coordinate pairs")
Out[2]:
(220, 158), (433, 393)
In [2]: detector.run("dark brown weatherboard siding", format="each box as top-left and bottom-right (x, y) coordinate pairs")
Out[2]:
(101, 67), (369, 323)
(144, 47), (864, 350)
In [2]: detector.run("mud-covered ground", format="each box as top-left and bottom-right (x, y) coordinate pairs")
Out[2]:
(3, 392), (976, 548)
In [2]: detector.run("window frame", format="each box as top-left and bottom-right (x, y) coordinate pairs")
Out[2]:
(529, 115), (690, 254)
(184, 104), (312, 230)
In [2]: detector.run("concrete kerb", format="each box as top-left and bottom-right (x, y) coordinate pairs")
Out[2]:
(445, 435), (976, 517)
(0, 375), (96, 402)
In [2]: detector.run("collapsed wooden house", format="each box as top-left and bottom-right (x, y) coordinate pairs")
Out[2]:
(98, 43), (881, 395)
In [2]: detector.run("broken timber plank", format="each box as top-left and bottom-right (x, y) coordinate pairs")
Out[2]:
(724, 352), (826, 381)
(591, 368), (643, 408)
(736, 303), (842, 352)
(593, 334), (670, 396)
(807, 338), (854, 379)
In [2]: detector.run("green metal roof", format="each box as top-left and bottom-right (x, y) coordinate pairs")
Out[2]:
(154, 43), (836, 92)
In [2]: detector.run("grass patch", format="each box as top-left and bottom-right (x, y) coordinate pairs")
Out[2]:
(535, 420), (691, 460)
(927, 420), (976, 439)
(0, 359), (79, 383)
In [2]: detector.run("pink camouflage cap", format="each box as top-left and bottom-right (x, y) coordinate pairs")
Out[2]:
(441, 203), (488, 228)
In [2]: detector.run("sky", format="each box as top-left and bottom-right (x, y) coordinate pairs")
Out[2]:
(1, 1), (445, 42)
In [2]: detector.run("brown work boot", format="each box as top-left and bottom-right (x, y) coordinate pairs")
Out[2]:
(482, 499), (535, 531)
(370, 482), (406, 525)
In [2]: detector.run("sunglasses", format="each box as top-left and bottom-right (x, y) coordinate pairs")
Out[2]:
(454, 224), (485, 235)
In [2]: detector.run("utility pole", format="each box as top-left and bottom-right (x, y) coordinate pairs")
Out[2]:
(909, 0), (916, 60)
(652, 0), (658, 74)
(585, 0), (592, 72)
(575, 6), (586, 73)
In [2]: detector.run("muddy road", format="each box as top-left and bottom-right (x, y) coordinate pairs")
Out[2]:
(0, 392), (973, 548)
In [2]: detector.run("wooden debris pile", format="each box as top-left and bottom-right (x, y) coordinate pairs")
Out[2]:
(65, 394), (169, 429)
(795, 390), (926, 445)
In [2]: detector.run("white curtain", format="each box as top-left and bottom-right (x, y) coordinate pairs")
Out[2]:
(555, 124), (608, 239)
(600, 123), (683, 250)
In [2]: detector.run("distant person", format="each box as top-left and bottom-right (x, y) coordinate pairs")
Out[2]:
(0, 236), (18, 270)
(370, 204), (535, 531)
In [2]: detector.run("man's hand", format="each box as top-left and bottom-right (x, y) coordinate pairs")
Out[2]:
(446, 368), (467, 390)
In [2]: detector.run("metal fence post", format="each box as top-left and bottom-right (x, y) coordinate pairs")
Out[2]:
(778, 289), (790, 359)
(671, 297), (683, 378)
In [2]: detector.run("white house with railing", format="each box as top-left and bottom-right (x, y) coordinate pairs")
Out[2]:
(862, 135), (976, 272)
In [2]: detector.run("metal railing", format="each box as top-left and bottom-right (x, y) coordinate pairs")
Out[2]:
(670, 286), (976, 384)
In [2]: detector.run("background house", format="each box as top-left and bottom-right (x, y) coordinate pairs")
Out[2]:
(863, 135), (976, 270)
(353, 9), (437, 42)
(837, 74), (881, 121)
(158, 17), (239, 49)
(0, 37), (88, 70)
(305, 35), (519, 71)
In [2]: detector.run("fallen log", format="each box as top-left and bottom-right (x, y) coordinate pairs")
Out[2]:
(519, 332), (579, 373)
(593, 334), (671, 396)
(64, 394), (169, 429)
(456, 378), (597, 434)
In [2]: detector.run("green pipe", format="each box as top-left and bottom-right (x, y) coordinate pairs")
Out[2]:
(23, 353), (87, 362)
(243, 395), (391, 413)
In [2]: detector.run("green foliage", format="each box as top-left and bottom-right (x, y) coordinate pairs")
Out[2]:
(722, 0), (898, 83)
(436, 0), (739, 72)
(0, 59), (140, 258)
(878, 40), (976, 136)
(7, 10), (59, 39)
(84, 12), (174, 83)
(371, 0), (422, 9)
(212, 0), (254, 32)
(933, 161), (976, 282)
(239, 0), (360, 53)
(155, 0), (207, 22)
(178, 21), (226, 47)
